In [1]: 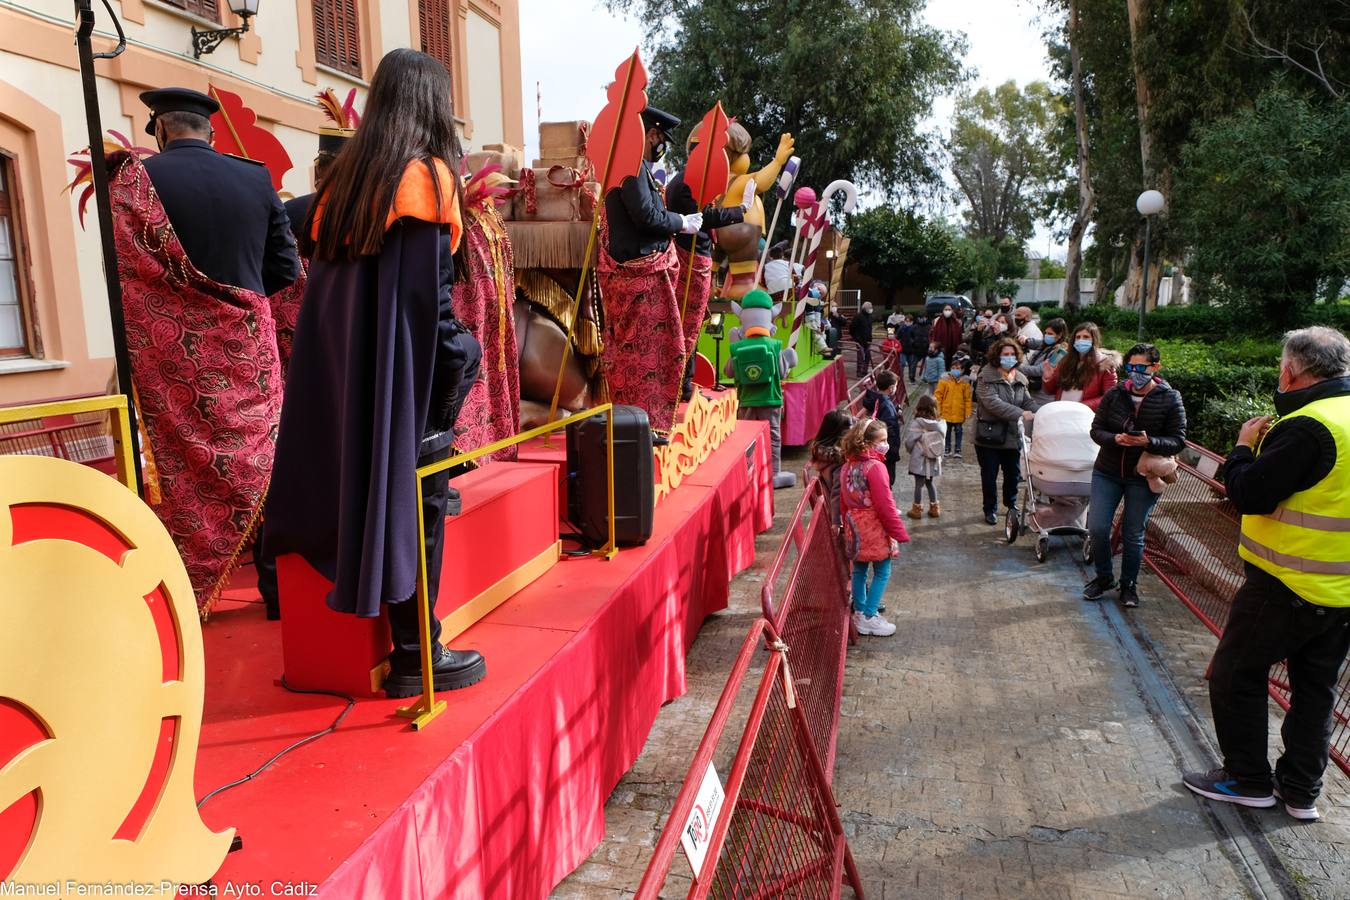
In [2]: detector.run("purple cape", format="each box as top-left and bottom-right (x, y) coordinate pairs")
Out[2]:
(266, 221), (442, 617)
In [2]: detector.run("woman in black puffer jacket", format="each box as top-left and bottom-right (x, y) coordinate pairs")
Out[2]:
(1083, 342), (1187, 609)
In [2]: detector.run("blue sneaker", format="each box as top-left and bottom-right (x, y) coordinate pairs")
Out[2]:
(1182, 767), (1275, 808)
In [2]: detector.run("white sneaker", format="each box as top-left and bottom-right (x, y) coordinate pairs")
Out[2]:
(852, 611), (896, 636)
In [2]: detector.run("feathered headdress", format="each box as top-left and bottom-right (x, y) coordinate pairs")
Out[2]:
(64, 130), (157, 229)
(316, 88), (360, 154)
(461, 161), (517, 212)
(316, 88), (361, 130)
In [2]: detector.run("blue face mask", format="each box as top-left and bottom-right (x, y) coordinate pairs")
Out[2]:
(1073, 339), (1093, 354)
(1043, 334), (1056, 346)
(999, 356), (1017, 370)
(949, 369), (960, 377)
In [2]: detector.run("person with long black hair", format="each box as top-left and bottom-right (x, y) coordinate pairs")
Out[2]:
(267, 49), (486, 698)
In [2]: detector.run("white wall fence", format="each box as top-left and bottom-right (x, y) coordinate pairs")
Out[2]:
(1011, 275), (1190, 308)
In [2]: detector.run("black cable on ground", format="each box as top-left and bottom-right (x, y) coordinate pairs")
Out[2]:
(196, 677), (356, 810)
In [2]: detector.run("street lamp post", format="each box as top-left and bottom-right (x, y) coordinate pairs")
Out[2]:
(1135, 189), (1165, 341)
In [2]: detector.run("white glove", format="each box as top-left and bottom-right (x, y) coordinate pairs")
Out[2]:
(740, 179), (756, 212)
(679, 212), (704, 235)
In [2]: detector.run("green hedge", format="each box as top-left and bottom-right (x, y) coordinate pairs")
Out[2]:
(1031, 301), (1350, 341)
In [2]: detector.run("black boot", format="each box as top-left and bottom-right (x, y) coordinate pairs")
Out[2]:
(385, 645), (487, 699)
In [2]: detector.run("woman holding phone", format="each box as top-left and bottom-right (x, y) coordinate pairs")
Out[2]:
(1082, 343), (1187, 608)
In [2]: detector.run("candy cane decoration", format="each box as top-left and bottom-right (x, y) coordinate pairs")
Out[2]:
(784, 186), (817, 293)
(787, 179), (858, 352)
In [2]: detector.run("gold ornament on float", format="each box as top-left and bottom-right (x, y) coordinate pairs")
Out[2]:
(0, 455), (233, 894)
(654, 390), (741, 503)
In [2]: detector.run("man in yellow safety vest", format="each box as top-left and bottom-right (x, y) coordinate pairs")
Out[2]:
(1184, 326), (1350, 821)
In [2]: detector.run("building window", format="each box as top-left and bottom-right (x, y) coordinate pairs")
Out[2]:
(160, 0), (220, 22)
(0, 154), (35, 358)
(418, 0), (453, 74)
(313, 0), (362, 77)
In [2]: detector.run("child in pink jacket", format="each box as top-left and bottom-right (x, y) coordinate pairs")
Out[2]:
(840, 418), (911, 636)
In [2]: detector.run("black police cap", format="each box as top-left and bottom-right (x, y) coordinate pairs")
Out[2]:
(140, 87), (220, 136)
(640, 106), (681, 137)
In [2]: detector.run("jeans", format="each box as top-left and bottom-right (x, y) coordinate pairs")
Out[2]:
(906, 354), (920, 382)
(851, 559), (892, 617)
(1087, 470), (1160, 587)
(913, 475), (937, 504)
(975, 445), (1020, 516)
(1209, 567), (1350, 802)
(944, 423), (964, 453)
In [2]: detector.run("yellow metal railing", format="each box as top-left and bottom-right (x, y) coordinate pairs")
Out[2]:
(396, 404), (619, 730)
(0, 395), (138, 493)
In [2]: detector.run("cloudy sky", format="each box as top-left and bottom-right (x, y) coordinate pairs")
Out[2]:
(517, 0), (1065, 258)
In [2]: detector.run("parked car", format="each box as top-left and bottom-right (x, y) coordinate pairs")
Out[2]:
(924, 293), (976, 322)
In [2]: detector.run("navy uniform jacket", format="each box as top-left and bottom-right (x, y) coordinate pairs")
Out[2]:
(142, 138), (301, 296)
(283, 192), (316, 242)
(665, 169), (745, 258)
(604, 159), (682, 263)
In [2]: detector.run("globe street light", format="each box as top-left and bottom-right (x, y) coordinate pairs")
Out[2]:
(1136, 189), (1165, 340)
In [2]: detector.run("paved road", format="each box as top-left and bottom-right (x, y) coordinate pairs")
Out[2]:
(554, 378), (1350, 899)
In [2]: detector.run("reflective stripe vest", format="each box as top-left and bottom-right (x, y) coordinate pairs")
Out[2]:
(1238, 394), (1350, 606)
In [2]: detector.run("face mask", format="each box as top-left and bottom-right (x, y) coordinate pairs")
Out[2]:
(949, 369), (960, 377)
(1073, 339), (1093, 354)
(999, 356), (1017, 370)
(943, 310), (953, 318)
(651, 140), (668, 162)
(929, 348), (940, 357)
(1043, 334), (1056, 346)
(994, 323), (1007, 334)
(875, 442), (890, 456)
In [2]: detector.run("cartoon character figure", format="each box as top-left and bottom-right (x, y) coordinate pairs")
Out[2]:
(713, 123), (794, 300)
(724, 288), (798, 488)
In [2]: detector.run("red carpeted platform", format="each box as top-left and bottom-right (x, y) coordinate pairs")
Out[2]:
(195, 419), (773, 898)
(781, 357), (849, 446)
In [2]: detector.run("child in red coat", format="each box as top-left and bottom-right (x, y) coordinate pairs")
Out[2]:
(839, 418), (911, 636)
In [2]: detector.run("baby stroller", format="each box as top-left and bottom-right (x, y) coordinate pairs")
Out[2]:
(1006, 401), (1099, 562)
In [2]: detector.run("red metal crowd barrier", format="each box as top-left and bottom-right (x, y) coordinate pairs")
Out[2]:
(1141, 441), (1350, 776)
(845, 345), (904, 417)
(636, 617), (863, 899)
(761, 479), (853, 776)
(638, 480), (862, 898)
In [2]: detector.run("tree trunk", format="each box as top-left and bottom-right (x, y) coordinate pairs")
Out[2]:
(1122, 228), (1164, 310)
(1062, 0), (1093, 313)
(1124, 0), (1165, 312)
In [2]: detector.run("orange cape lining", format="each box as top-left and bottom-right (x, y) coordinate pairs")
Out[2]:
(310, 157), (462, 251)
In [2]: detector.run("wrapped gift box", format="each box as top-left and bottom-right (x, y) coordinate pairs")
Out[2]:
(517, 166), (599, 222)
(465, 149), (521, 180)
(539, 120), (588, 152)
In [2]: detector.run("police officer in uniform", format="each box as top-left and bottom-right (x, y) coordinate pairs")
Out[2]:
(140, 87), (301, 618)
(141, 87), (300, 296)
(284, 126), (353, 242)
(604, 106), (701, 263)
(1184, 326), (1350, 821)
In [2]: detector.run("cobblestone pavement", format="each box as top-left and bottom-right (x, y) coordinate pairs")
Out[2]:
(554, 383), (1350, 899)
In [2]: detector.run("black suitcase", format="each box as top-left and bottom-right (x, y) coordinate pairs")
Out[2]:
(566, 405), (655, 547)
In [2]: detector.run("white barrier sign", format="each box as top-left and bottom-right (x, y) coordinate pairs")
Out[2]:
(680, 762), (726, 878)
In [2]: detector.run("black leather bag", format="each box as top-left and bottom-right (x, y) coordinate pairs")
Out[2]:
(975, 417), (1008, 446)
